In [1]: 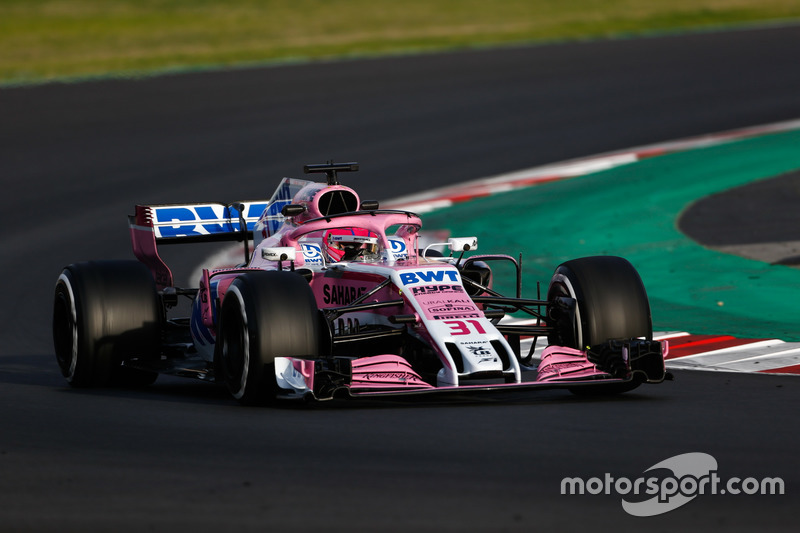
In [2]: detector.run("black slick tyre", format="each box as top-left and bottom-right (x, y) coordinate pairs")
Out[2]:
(52, 261), (161, 387)
(547, 256), (652, 395)
(547, 255), (652, 349)
(216, 271), (320, 405)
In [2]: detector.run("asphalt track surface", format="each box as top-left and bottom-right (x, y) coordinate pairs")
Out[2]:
(680, 168), (800, 265)
(2, 25), (800, 531)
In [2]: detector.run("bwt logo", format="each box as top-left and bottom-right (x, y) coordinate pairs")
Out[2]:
(300, 243), (323, 264)
(389, 239), (406, 253)
(561, 452), (785, 517)
(399, 269), (460, 286)
(154, 203), (267, 238)
(388, 238), (409, 260)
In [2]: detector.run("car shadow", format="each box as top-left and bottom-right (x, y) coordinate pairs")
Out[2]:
(1, 352), (667, 410)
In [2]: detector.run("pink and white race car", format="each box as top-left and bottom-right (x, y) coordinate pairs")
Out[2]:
(53, 162), (669, 404)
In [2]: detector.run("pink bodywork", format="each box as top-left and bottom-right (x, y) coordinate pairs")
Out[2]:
(350, 355), (432, 390)
(535, 346), (610, 381)
(535, 341), (669, 383)
(129, 205), (174, 289)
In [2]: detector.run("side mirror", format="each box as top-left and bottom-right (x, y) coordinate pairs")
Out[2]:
(421, 237), (478, 260)
(448, 237), (478, 252)
(261, 247), (297, 262)
(281, 204), (306, 217)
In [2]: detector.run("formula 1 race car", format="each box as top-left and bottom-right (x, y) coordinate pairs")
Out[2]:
(53, 162), (668, 404)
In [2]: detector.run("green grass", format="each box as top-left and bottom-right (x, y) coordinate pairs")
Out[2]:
(2, 0), (800, 84)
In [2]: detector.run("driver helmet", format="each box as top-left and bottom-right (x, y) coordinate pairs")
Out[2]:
(324, 228), (380, 262)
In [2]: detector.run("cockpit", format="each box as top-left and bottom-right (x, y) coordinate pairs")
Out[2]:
(324, 228), (381, 262)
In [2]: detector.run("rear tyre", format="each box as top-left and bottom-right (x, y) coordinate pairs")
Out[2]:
(53, 261), (161, 387)
(546, 256), (652, 395)
(216, 271), (320, 405)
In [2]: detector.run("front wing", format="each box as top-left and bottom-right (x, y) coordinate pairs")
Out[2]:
(273, 338), (669, 401)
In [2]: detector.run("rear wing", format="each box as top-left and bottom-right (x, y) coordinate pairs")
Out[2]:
(129, 201), (268, 289)
(128, 178), (314, 289)
(130, 202), (269, 243)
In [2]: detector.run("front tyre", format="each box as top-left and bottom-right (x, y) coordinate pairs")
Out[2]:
(547, 256), (652, 349)
(52, 261), (161, 387)
(216, 271), (320, 405)
(547, 256), (652, 395)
